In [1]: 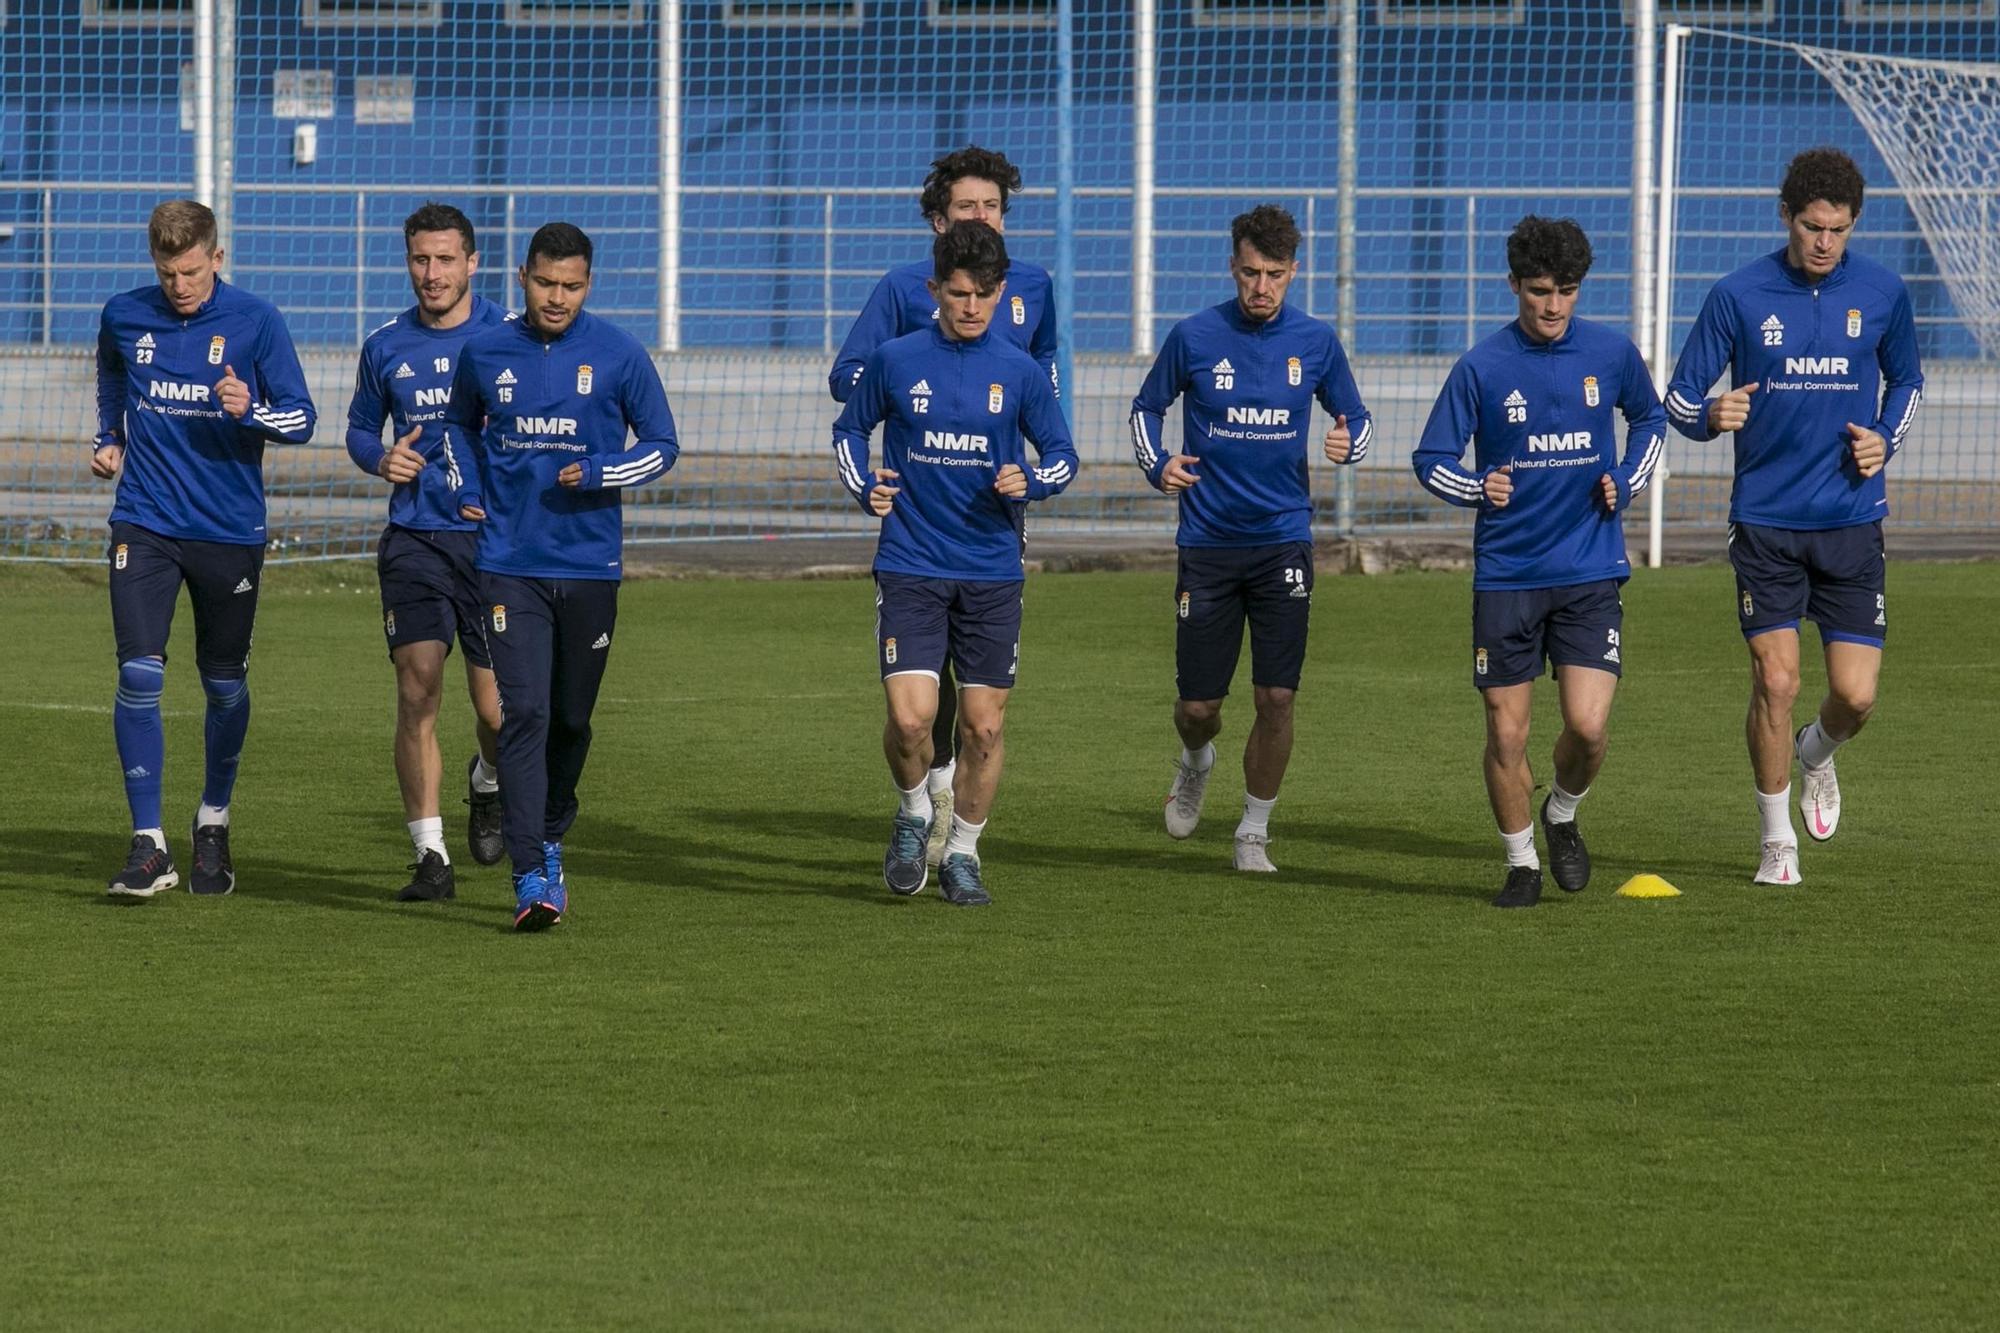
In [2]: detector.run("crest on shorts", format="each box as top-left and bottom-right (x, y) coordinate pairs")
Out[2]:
(1011, 296), (1025, 326)
(1287, 356), (1302, 387)
(1741, 590), (1754, 618)
(1847, 308), (1863, 338)
(577, 364), (593, 395)
(884, 636), (898, 665)
(385, 610), (397, 637)
(1584, 375), (1600, 407)
(1177, 591), (1190, 620)
(114, 543), (128, 571)
(988, 383), (1004, 414)
(491, 604), (507, 633)
(1475, 647), (1489, 676)
(207, 335), (226, 366)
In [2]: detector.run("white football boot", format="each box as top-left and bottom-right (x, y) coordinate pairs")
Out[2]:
(1753, 839), (1802, 886)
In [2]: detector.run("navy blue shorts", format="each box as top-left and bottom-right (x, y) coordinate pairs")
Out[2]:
(1471, 579), (1624, 689)
(107, 521), (263, 677)
(1729, 521), (1886, 646)
(378, 525), (490, 669)
(1175, 541), (1313, 701)
(874, 572), (1022, 689)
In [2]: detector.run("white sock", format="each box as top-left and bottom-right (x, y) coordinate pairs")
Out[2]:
(1757, 786), (1796, 844)
(945, 813), (985, 860)
(1237, 793), (1276, 839)
(407, 816), (448, 861)
(1797, 720), (1840, 771)
(1546, 781), (1586, 825)
(135, 826), (167, 850)
(1182, 742), (1215, 772)
(927, 758), (956, 799)
(196, 803), (229, 829)
(1502, 825), (1539, 869)
(470, 755), (500, 794)
(898, 781), (934, 823)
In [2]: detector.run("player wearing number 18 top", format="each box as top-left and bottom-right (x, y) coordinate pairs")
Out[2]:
(94, 199), (317, 900)
(1129, 204), (1372, 874)
(1664, 148), (1923, 887)
(1413, 216), (1665, 908)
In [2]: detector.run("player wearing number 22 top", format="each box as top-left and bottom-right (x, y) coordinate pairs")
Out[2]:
(832, 221), (1077, 909)
(1129, 204), (1373, 876)
(95, 199), (316, 902)
(1412, 215), (1665, 909)
(444, 221), (680, 933)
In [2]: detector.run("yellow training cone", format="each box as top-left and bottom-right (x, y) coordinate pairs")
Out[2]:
(1616, 874), (1681, 899)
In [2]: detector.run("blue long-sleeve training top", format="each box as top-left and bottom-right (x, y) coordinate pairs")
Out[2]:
(829, 258), (1058, 402)
(1664, 248), (1923, 531)
(444, 309), (678, 582)
(1412, 317), (1667, 592)
(95, 279), (317, 544)
(344, 295), (509, 533)
(1128, 300), (1372, 548)
(832, 326), (1077, 582)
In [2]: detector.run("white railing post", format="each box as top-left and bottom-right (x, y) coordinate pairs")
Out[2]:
(1649, 22), (1689, 572)
(194, 0), (216, 209)
(355, 189), (367, 345)
(658, 0), (682, 353)
(1130, 0), (1156, 354)
(1334, 0), (1359, 536)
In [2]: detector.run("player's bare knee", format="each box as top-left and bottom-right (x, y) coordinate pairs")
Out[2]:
(957, 716), (1005, 758)
(1175, 698), (1222, 733)
(1751, 658), (1801, 708)
(1251, 688), (1294, 727)
(886, 710), (931, 752)
(1832, 686), (1877, 728)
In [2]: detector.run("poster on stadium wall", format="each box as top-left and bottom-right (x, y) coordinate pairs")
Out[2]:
(355, 76), (417, 126)
(274, 70), (336, 121)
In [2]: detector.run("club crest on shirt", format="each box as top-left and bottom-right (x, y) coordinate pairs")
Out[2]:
(114, 543), (128, 571)
(988, 383), (1004, 414)
(577, 364), (593, 395)
(207, 335), (226, 365)
(491, 604), (507, 634)
(1847, 308), (1863, 338)
(1584, 376), (1600, 407)
(1475, 647), (1489, 676)
(1287, 356), (1302, 387)
(884, 636), (898, 665)
(1011, 296), (1025, 326)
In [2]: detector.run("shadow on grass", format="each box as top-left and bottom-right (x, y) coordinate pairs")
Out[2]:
(582, 808), (905, 908)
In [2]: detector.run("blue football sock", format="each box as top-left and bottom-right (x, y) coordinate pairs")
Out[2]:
(200, 673), (251, 810)
(114, 658), (166, 831)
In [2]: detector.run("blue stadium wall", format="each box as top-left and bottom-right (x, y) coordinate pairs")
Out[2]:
(2, 1), (1994, 355)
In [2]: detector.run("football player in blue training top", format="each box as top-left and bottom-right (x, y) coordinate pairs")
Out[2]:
(444, 222), (679, 932)
(829, 145), (1059, 872)
(832, 221), (1078, 907)
(1413, 216), (1666, 908)
(94, 199), (317, 900)
(1665, 148), (1922, 887)
(345, 202), (510, 902)
(1129, 204), (1372, 874)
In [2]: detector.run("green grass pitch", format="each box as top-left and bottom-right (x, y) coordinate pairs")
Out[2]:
(1, 558), (1995, 1330)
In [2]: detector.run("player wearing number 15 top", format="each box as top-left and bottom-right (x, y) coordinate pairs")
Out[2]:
(1129, 204), (1373, 875)
(94, 199), (317, 901)
(1413, 216), (1665, 909)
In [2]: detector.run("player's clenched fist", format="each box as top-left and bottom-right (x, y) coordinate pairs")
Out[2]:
(1322, 414), (1352, 464)
(378, 424), (426, 484)
(993, 463), (1028, 499)
(91, 444), (124, 479)
(1483, 464), (1514, 508)
(1707, 380), (1759, 433)
(216, 363), (251, 419)
(867, 468), (901, 516)
(1160, 455), (1200, 493)
(1847, 421), (1887, 479)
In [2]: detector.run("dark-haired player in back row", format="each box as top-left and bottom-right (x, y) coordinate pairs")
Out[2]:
(833, 221), (1077, 907)
(1665, 147), (1922, 887)
(1130, 204), (1372, 874)
(94, 199), (317, 899)
(829, 145), (1059, 873)
(446, 222), (680, 931)
(1412, 216), (1665, 908)
(345, 202), (509, 903)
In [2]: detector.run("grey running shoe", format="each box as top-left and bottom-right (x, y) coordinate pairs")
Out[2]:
(883, 811), (931, 896)
(937, 852), (992, 907)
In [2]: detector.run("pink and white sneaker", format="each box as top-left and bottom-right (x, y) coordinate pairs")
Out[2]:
(1795, 728), (1842, 842)
(1754, 839), (1802, 886)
